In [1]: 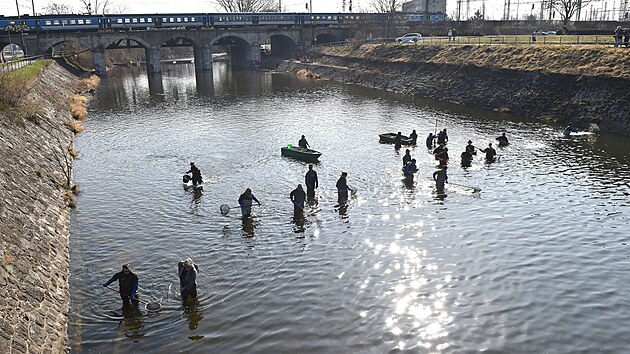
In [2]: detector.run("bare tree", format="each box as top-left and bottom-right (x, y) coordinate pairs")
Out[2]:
(552, 0), (591, 26)
(42, 2), (74, 14)
(214, 0), (277, 12)
(370, 0), (403, 13)
(108, 3), (129, 14)
(78, 0), (112, 15)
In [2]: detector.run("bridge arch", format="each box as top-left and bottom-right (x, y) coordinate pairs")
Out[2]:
(314, 33), (340, 45)
(212, 33), (256, 69)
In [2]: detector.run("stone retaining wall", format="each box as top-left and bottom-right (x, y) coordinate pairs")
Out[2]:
(279, 53), (630, 136)
(0, 63), (82, 353)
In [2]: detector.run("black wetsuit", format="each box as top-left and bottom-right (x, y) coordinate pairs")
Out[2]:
(305, 170), (318, 198)
(394, 134), (402, 150)
(299, 138), (309, 148)
(402, 152), (412, 166)
(465, 144), (477, 155)
(433, 169), (448, 192)
(496, 136), (509, 147)
(437, 131), (448, 145)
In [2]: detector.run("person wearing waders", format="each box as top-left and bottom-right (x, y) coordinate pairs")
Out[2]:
(426, 133), (436, 149)
(409, 130), (418, 145)
(103, 264), (139, 307)
(336, 172), (353, 203)
(305, 164), (318, 199)
(480, 143), (497, 162)
(187, 162), (203, 186)
(433, 165), (448, 193)
(394, 132), (403, 150)
(238, 188), (261, 218)
(290, 184), (307, 216)
(402, 149), (412, 166)
(437, 129), (448, 145)
(178, 258), (198, 304)
(466, 140), (477, 156)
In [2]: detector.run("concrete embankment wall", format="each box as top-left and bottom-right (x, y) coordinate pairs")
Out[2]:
(0, 63), (82, 353)
(280, 45), (630, 136)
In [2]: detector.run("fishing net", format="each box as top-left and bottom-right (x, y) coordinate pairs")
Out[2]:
(146, 302), (161, 311)
(220, 204), (231, 216)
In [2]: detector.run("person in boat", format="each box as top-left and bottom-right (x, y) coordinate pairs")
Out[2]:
(290, 184), (307, 216)
(433, 165), (448, 193)
(394, 132), (403, 150)
(336, 172), (353, 202)
(103, 264), (139, 307)
(187, 162), (203, 186)
(404, 159), (418, 179)
(178, 258), (198, 304)
(426, 133), (436, 149)
(461, 150), (473, 167)
(304, 164), (318, 199)
(563, 124), (579, 137)
(238, 188), (261, 218)
(437, 129), (448, 145)
(465, 140), (477, 155)
(435, 147), (449, 167)
(480, 143), (497, 162)
(298, 135), (310, 149)
(496, 133), (509, 147)
(402, 149), (412, 166)
(409, 130), (418, 145)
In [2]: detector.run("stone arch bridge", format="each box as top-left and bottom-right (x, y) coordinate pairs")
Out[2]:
(2, 27), (350, 77)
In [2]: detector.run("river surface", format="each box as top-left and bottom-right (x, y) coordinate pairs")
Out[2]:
(68, 63), (630, 353)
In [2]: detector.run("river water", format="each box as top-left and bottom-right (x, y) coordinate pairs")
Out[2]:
(68, 63), (630, 353)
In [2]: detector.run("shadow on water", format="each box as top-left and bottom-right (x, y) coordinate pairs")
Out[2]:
(119, 305), (145, 341)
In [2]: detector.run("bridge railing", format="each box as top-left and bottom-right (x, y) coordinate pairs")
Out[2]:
(319, 35), (626, 47)
(0, 55), (46, 74)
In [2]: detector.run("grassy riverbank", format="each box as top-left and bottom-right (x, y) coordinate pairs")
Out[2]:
(318, 44), (630, 78)
(0, 60), (52, 119)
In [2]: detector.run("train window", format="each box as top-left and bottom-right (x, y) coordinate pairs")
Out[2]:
(140, 18), (145, 23)
(45, 20), (51, 25)
(53, 20), (60, 25)
(78, 19), (84, 24)
(147, 18), (153, 22)
(117, 19), (123, 24)
(69, 19), (76, 24)
(124, 18), (130, 24)
(132, 18), (138, 23)
(190, 17), (195, 21)
(62, 20), (68, 24)
(177, 18), (181, 22)
(170, 18), (175, 22)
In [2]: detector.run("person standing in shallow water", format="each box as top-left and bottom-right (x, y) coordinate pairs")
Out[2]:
(290, 184), (307, 216)
(426, 133), (435, 149)
(336, 172), (353, 202)
(103, 264), (139, 307)
(187, 162), (203, 186)
(402, 149), (412, 166)
(433, 165), (448, 193)
(481, 143), (497, 162)
(238, 188), (261, 218)
(304, 164), (318, 198)
(409, 130), (418, 145)
(178, 258), (198, 304)
(394, 132), (403, 150)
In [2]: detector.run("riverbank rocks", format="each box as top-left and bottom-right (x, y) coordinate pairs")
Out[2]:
(279, 44), (630, 136)
(1, 63), (83, 353)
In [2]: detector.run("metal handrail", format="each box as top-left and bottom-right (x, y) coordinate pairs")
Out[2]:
(0, 55), (46, 73)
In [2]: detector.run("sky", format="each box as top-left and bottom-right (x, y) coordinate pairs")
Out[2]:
(1, 0), (624, 22)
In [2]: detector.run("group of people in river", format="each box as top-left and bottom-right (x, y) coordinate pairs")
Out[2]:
(103, 258), (198, 308)
(392, 127), (512, 194)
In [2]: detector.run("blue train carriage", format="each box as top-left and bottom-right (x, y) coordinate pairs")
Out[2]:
(212, 13), (255, 28)
(0, 15), (37, 33)
(257, 13), (300, 28)
(34, 14), (101, 32)
(310, 13), (342, 26)
(104, 13), (207, 30)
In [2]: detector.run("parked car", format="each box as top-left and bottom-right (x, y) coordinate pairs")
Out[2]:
(396, 33), (422, 43)
(541, 31), (557, 35)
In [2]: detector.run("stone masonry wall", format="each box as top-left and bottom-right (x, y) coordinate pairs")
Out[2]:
(0, 63), (82, 353)
(279, 55), (630, 136)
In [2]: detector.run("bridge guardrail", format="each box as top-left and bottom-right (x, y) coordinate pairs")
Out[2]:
(0, 55), (46, 74)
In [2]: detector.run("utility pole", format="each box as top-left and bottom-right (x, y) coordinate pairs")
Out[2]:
(457, 0), (462, 20)
(279, 0), (282, 12)
(15, 0), (21, 18)
(31, 0), (36, 16)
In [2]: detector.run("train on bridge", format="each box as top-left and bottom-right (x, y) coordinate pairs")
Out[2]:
(0, 12), (445, 33)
